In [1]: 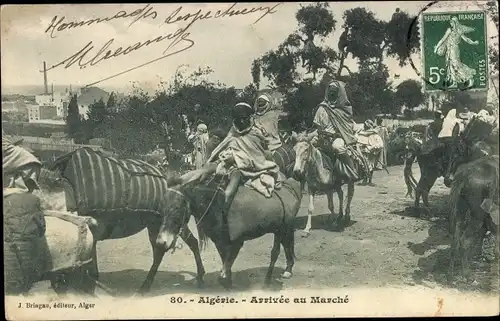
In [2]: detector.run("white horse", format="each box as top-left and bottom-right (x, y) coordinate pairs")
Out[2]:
(291, 131), (356, 236)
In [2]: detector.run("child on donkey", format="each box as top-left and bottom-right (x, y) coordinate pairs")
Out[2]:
(181, 102), (282, 205)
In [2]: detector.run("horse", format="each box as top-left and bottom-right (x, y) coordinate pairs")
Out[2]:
(155, 175), (303, 290)
(291, 131), (356, 235)
(47, 147), (206, 295)
(447, 155), (499, 285)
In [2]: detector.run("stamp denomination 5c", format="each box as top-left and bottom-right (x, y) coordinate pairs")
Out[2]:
(421, 10), (489, 92)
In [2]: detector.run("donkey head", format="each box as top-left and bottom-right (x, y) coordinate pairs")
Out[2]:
(443, 118), (495, 187)
(291, 130), (318, 177)
(156, 188), (191, 251)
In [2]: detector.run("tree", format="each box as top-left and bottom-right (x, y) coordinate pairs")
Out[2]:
(486, 1), (499, 73)
(394, 79), (425, 112)
(65, 94), (84, 143)
(251, 59), (261, 90)
(86, 99), (106, 126)
(339, 62), (396, 119)
(106, 92), (117, 110)
(385, 8), (421, 66)
(84, 98), (107, 139)
(254, 4), (421, 130)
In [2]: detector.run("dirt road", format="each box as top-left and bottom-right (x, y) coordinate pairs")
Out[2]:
(31, 165), (497, 296)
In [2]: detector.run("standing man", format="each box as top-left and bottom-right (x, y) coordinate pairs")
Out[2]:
(374, 117), (389, 170)
(188, 123), (210, 170)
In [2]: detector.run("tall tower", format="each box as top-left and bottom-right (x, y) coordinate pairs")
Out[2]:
(43, 61), (48, 95)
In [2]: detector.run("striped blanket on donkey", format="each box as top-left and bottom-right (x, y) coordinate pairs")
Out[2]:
(50, 147), (171, 215)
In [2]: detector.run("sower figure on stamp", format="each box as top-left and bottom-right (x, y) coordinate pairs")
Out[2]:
(312, 80), (367, 183)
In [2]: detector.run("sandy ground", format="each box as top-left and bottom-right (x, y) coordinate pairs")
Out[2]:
(19, 165), (499, 317)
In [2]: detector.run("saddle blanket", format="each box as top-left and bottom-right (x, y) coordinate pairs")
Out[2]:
(53, 147), (169, 214)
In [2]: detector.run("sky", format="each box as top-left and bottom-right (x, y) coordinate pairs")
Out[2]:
(1, 1), (498, 94)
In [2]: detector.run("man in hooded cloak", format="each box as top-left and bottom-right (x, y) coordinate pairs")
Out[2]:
(312, 80), (361, 182)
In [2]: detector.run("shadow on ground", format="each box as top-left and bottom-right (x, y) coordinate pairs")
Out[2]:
(99, 266), (287, 297)
(404, 194), (499, 293)
(389, 193), (450, 220)
(294, 213), (357, 233)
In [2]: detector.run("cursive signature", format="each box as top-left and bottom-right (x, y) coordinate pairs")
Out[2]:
(164, 2), (283, 27)
(45, 4), (158, 39)
(43, 3), (283, 86)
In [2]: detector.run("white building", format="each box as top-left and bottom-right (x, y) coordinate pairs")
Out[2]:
(35, 92), (71, 118)
(76, 87), (110, 119)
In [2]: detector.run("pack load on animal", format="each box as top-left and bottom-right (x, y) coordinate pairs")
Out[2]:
(51, 147), (169, 215)
(4, 192), (48, 295)
(43, 211), (96, 273)
(356, 129), (384, 154)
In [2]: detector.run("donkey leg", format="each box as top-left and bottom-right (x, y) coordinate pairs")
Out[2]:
(137, 224), (165, 294)
(420, 174), (438, 218)
(368, 170), (376, 186)
(137, 246), (165, 294)
(179, 228), (206, 288)
(265, 234), (282, 285)
(301, 193), (314, 237)
(344, 182), (355, 225)
(334, 185), (344, 225)
(88, 240), (99, 282)
(447, 203), (463, 285)
(281, 229), (295, 279)
(219, 242), (243, 290)
(414, 178), (422, 210)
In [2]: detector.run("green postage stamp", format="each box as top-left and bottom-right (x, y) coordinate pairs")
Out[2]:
(421, 10), (489, 92)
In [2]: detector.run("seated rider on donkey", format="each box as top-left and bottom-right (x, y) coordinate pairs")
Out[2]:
(312, 80), (367, 182)
(182, 102), (282, 206)
(3, 130), (42, 193)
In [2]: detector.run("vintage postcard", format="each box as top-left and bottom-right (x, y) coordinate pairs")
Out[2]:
(2, 1), (499, 320)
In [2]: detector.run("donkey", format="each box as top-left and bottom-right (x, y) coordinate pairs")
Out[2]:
(154, 175), (303, 290)
(48, 147), (206, 295)
(291, 131), (356, 235)
(447, 155), (499, 285)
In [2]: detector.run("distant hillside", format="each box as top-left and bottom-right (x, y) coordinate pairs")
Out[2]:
(1, 85), (80, 95)
(2, 83), (158, 96)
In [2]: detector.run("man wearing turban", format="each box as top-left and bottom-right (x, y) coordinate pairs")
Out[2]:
(312, 80), (361, 182)
(206, 102), (281, 203)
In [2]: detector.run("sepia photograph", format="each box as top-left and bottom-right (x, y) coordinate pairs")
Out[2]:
(2, 1), (499, 319)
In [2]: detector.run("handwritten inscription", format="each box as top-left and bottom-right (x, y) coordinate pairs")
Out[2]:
(42, 3), (283, 86)
(45, 4), (158, 38)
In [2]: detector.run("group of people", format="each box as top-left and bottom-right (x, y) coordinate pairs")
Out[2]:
(183, 80), (382, 205)
(424, 105), (498, 146)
